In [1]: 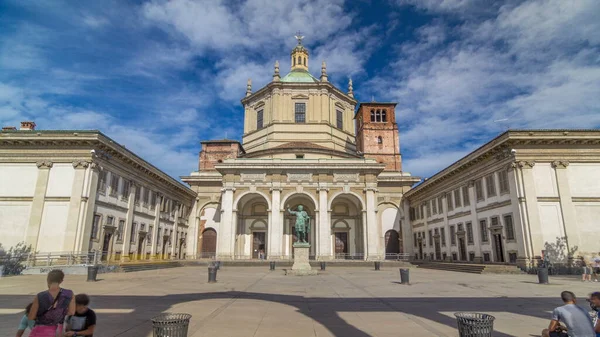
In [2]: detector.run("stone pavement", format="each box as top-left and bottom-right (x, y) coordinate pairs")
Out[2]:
(0, 266), (598, 336)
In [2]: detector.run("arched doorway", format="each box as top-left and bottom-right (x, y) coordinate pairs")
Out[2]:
(235, 193), (270, 259)
(201, 228), (217, 258)
(329, 194), (364, 260)
(385, 230), (399, 259)
(283, 193), (317, 259)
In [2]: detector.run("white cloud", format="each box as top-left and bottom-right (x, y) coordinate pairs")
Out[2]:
(82, 15), (109, 28)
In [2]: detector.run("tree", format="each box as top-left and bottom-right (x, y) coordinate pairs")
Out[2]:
(544, 236), (578, 265)
(0, 242), (32, 276)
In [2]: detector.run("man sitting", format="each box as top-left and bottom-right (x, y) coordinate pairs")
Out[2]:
(542, 291), (595, 337)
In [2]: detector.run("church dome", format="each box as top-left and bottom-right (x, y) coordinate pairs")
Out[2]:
(280, 69), (319, 83)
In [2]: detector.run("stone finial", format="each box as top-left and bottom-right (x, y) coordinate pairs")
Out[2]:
(348, 78), (354, 97)
(246, 78), (252, 97)
(20, 121), (36, 131)
(320, 61), (328, 82)
(273, 60), (280, 82)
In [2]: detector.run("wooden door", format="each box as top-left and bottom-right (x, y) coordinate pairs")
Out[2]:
(252, 232), (266, 259)
(101, 232), (112, 261)
(434, 239), (441, 260)
(459, 238), (467, 261)
(201, 229), (217, 258)
(493, 234), (505, 263)
(335, 232), (348, 258)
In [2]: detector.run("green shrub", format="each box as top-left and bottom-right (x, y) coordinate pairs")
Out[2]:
(0, 242), (32, 276)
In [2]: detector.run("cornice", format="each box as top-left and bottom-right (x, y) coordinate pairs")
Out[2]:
(241, 80), (357, 106)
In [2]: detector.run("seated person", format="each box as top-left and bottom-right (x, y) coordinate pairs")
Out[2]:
(542, 291), (595, 337)
(65, 294), (96, 337)
(588, 292), (600, 337)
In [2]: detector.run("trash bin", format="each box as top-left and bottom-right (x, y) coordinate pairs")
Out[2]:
(374, 262), (380, 270)
(152, 312), (192, 337)
(208, 266), (217, 283)
(538, 267), (549, 284)
(269, 261), (275, 271)
(454, 312), (495, 337)
(400, 268), (410, 284)
(87, 265), (98, 282)
(320, 262), (326, 271)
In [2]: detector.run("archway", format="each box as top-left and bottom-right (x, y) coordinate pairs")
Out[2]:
(236, 193), (270, 259)
(385, 230), (400, 259)
(201, 228), (217, 258)
(283, 193), (317, 259)
(330, 194), (364, 260)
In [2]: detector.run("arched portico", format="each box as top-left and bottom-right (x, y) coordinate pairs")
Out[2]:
(235, 193), (270, 259)
(283, 193), (317, 259)
(330, 194), (364, 259)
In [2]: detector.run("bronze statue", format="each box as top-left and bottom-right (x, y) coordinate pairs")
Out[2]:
(287, 204), (310, 244)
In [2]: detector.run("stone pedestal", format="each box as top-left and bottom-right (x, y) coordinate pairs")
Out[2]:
(289, 243), (318, 276)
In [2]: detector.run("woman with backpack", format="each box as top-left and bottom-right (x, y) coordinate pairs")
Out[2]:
(28, 269), (75, 337)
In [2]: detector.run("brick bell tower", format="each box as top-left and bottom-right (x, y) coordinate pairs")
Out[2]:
(354, 102), (402, 171)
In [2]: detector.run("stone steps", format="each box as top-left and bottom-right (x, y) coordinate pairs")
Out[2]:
(119, 261), (182, 273)
(412, 262), (524, 274)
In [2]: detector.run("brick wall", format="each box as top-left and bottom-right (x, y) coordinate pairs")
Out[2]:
(355, 103), (402, 171)
(199, 141), (243, 171)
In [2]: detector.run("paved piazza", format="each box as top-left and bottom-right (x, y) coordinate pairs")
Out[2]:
(1, 267), (598, 336)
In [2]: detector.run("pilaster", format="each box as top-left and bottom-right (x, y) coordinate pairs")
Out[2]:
(268, 187), (283, 260)
(63, 160), (89, 251)
(518, 161), (544, 258)
(77, 162), (100, 252)
(150, 193), (161, 259)
(171, 203), (181, 259)
(552, 160), (578, 253)
(467, 180), (483, 262)
(121, 182), (137, 262)
(317, 185), (331, 260)
(217, 186), (235, 260)
(26, 161), (52, 251)
(365, 186), (380, 260)
(507, 163), (528, 263)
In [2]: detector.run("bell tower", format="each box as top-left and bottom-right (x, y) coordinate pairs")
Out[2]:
(355, 102), (402, 171)
(290, 32), (309, 72)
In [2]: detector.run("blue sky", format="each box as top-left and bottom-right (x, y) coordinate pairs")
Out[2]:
(1, 0), (599, 180)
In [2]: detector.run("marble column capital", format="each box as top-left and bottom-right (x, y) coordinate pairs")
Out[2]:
(551, 160), (569, 169)
(512, 160), (535, 169)
(36, 160), (53, 169)
(72, 160), (93, 169)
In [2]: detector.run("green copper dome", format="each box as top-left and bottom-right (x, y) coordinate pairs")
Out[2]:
(280, 70), (320, 83)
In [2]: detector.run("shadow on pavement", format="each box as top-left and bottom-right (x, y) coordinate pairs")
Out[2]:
(0, 291), (561, 337)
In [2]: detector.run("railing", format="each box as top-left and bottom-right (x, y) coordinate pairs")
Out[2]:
(25, 251), (102, 268)
(385, 253), (411, 261)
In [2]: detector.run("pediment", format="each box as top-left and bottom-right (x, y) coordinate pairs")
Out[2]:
(291, 94), (309, 99)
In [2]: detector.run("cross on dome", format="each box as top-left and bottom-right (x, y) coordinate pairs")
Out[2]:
(294, 31), (304, 45)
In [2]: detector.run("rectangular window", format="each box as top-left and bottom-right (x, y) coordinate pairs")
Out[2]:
(122, 179), (130, 201)
(450, 226), (456, 245)
(469, 252), (475, 262)
(499, 170), (510, 194)
(426, 202), (431, 217)
(382, 110), (387, 122)
(480, 219), (489, 242)
(336, 110), (343, 129)
(504, 214), (515, 240)
(457, 223), (464, 232)
(447, 193), (453, 211)
(117, 219), (124, 241)
(409, 207), (415, 221)
(140, 223), (145, 232)
(157, 227), (162, 245)
(428, 230), (433, 245)
(454, 189), (462, 208)
(110, 173), (119, 196)
(432, 199), (437, 214)
(441, 227), (446, 246)
(98, 171), (107, 194)
(130, 223), (137, 243)
(452, 253), (457, 261)
(294, 103), (306, 123)
(149, 191), (155, 210)
(148, 225), (153, 245)
(143, 188), (149, 205)
(475, 179), (484, 201)
(91, 215), (101, 240)
(462, 186), (470, 206)
(466, 222), (474, 244)
(486, 174), (497, 197)
(135, 185), (141, 204)
(483, 252), (490, 262)
(438, 197), (443, 213)
(256, 109), (264, 129)
(509, 252), (517, 263)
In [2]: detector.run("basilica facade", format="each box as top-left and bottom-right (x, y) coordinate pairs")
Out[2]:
(182, 38), (420, 261)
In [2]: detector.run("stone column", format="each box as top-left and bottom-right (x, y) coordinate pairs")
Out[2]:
(506, 163), (528, 266)
(401, 200), (414, 257)
(77, 162), (100, 252)
(361, 210), (368, 259)
(26, 161), (52, 251)
(170, 203), (181, 259)
(552, 160), (578, 252)
(150, 193), (161, 259)
(268, 187), (283, 259)
(518, 161), (543, 259)
(365, 186), (380, 260)
(63, 161), (89, 252)
(186, 198), (199, 259)
(217, 186), (235, 260)
(121, 183), (137, 262)
(467, 180), (483, 262)
(317, 186), (331, 260)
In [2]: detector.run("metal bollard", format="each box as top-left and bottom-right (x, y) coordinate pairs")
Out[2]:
(269, 261), (275, 271)
(537, 267), (549, 284)
(374, 261), (381, 271)
(208, 266), (217, 283)
(320, 262), (326, 271)
(86, 265), (98, 282)
(400, 268), (410, 284)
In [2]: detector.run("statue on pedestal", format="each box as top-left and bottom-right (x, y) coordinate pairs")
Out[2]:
(287, 204), (310, 244)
